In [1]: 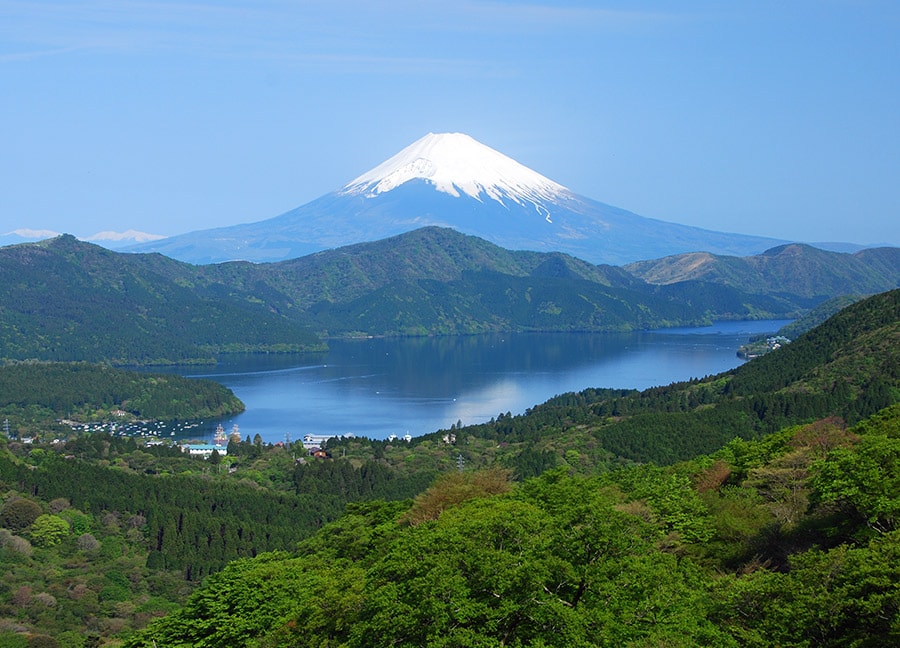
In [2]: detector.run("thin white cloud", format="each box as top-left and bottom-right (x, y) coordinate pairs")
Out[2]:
(451, 0), (679, 29)
(0, 46), (87, 63)
(0, 0), (680, 67)
(0, 0), (279, 57)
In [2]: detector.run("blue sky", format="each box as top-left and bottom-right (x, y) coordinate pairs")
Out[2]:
(2, 1), (898, 247)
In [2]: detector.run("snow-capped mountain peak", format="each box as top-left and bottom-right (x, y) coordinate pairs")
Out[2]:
(341, 133), (570, 210)
(86, 229), (166, 244)
(124, 132), (789, 265)
(6, 228), (61, 239)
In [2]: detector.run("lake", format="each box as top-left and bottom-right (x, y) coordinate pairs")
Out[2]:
(164, 320), (791, 444)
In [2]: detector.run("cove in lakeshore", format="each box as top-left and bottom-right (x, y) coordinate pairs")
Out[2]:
(151, 320), (792, 445)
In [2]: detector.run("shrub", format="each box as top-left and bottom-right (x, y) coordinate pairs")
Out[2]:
(402, 467), (512, 525)
(0, 499), (43, 532)
(26, 636), (59, 648)
(77, 533), (100, 552)
(0, 529), (33, 557)
(28, 514), (69, 547)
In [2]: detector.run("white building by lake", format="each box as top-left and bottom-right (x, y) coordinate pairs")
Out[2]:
(180, 443), (227, 458)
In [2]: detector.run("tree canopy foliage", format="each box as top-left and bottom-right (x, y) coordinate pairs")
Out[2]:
(3, 230), (898, 363)
(0, 235), (321, 364)
(0, 288), (898, 645)
(126, 399), (900, 646)
(0, 362), (244, 433)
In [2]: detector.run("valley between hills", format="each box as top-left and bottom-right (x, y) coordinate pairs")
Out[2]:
(1, 227), (899, 646)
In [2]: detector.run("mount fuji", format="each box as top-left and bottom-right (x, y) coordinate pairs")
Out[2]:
(129, 132), (786, 265)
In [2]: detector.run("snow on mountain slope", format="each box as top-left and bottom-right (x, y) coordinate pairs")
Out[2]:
(126, 133), (790, 265)
(0, 229), (167, 250)
(0, 229), (62, 247)
(342, 132), (568, 218)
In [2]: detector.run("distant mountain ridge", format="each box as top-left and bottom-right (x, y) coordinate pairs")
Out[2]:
(1, 228), (164, 249)
(127, 132), (789, 265)
(624, 244), (900, 299)
(0, 235), (322, 364)
(4, 228), (900, 364)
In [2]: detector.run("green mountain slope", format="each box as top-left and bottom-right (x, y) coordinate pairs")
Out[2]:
(0, 363), (244, 434)
(3, 230), (898, 364)
(126, 304), (900, 648)
(121, 289), (900, 648)
(204, 226), (695, 336)
(0, 230), (708, 361)
(435, 289), (900, 466)
(2, 288), (897, 646)
(774, 293), (864, 340)
(624, 243), (900, 299)
(0, 236), (321, 364)
(211, 228), (899, 335)
(258, 226), (642, 302)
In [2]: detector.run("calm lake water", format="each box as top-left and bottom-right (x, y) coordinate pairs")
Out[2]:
(164, 320), (791, 444)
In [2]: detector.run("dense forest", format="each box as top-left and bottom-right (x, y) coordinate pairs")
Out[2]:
(0, 363), (245, 436)
(0, 434), (435, 646)
(774, 293), (865, 340)
(124, 403), (900, 647)
(0, 235), (323, 364)
(0, 290), (897, 645)
(2, 230), (899, 363)
(625, 243), (900, 298)
(324, 289), (900, 474)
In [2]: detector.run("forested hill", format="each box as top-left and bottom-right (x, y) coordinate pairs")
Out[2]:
(394, 288), (899, 469)
(122, 290), (900, 648)
(0, 289), (897, 645)
(774, 293), (865, 340)
(0, 363), (244, 434)
(624, 243), (900, 298)
(204, 227), (899, 336)
(0, 235), (322, 364)
(3, 230), (899, 364)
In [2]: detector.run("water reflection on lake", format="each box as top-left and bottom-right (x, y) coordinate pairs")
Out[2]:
(164, 320), (791, 444)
